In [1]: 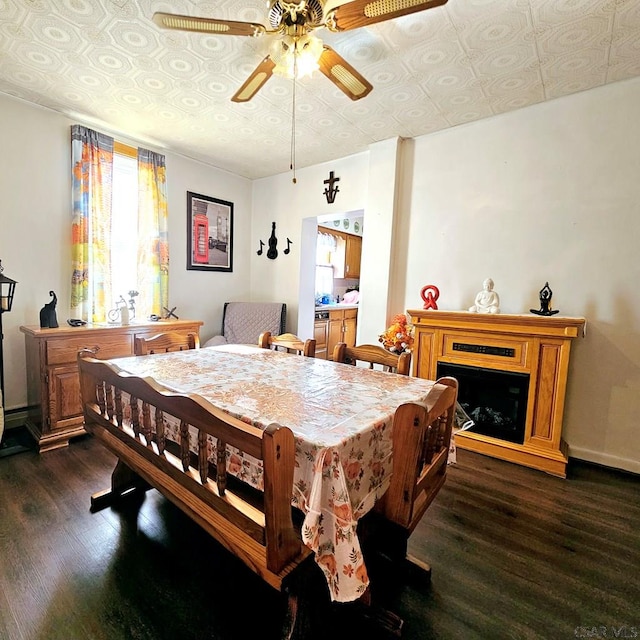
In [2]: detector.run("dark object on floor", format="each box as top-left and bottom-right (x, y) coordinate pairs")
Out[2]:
(530, 281), (559, 316)
(0, 425), (34, 458)
(39, 290), (59, 328)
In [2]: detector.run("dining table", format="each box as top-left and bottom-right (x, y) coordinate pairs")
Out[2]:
(107, 343), (444, 604)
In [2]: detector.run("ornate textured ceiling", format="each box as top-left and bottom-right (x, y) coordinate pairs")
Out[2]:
(1, 0), (639, 179)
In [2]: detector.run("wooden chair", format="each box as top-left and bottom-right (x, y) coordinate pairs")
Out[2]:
(333, 342), (411, 376)
(134, 332), (200, 356)
(258, 331), (316, 358)
(361, 376), (458, 585)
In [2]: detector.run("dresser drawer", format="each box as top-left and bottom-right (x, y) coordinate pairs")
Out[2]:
(46, 333), (133, 365)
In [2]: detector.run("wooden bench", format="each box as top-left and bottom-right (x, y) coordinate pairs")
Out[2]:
(77, 351), (313, 608)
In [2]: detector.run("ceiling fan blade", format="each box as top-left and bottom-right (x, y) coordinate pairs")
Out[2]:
(318, 45), (373, 101)
(325, 0), (447, 32)
(152, 12), (267, 37)
(231, 56), (276, 103)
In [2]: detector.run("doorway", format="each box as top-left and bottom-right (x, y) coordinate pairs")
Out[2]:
(296, 211), (364, 343)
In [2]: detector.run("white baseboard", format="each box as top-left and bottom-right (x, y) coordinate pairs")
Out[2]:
(569, 446), (640, 475)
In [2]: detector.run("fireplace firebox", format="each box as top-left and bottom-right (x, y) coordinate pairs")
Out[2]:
(437, 362), (529, 444)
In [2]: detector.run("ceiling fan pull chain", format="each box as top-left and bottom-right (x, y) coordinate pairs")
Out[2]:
(290, 53), (298, 184)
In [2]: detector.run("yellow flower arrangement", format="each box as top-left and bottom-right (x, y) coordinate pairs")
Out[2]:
(379, 313), (414, 353)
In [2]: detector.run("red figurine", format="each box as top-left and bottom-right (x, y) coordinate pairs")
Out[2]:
(420, 284), (440, 310)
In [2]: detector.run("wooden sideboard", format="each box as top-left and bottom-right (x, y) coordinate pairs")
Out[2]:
(407, 310), (585, 477)
(20, 319), (203, 452)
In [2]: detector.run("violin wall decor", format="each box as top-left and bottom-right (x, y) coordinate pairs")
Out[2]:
(256, 222), (293, 259)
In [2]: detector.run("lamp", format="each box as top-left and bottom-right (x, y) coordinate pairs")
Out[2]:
(0, 259), (17, 403)
(270, 32), (323, 79)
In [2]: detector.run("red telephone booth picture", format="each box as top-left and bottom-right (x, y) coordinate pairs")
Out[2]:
(193, 213), (209, 264)
(187, 191), (233, 273)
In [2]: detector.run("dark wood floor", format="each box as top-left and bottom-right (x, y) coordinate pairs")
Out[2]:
(1, 431), (638, 640)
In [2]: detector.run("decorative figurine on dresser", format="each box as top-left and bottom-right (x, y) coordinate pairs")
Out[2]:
(530, 282), (560, 316)
(469, 278), (500, 314)
(39, 291), (59, 328)
(420, 284), (440, 310)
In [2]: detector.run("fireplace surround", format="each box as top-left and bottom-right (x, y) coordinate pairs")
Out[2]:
(408, 310), (585, 477)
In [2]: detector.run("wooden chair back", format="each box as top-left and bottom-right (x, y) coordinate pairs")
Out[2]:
(333, 342), (411, 376)
(360, 376), (458, 580)
(77, 351), (312, 591)
(377, 376), (457, 534)
(258, 331), (316, 358)
(134, 332), (200, 356)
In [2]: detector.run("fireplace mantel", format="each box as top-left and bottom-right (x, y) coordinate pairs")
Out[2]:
(407, 310), (586, 477)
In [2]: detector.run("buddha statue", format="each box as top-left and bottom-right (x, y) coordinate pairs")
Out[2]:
(469, 278), (500, 314)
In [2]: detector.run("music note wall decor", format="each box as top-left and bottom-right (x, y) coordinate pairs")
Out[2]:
(256, 223), (293, 260)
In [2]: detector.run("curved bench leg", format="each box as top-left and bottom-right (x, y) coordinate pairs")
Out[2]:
(90, 459), (150, 512)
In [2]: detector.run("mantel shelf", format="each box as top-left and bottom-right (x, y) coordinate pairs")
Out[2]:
(407, 310), (586, 338)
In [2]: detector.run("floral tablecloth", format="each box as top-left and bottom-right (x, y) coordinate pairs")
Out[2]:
(111, 344), (438, 603)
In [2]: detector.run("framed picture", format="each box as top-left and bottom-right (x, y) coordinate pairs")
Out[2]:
(186, 191), (233, 272)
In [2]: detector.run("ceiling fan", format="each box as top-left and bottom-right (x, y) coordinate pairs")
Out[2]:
(152, 0), (448, 103)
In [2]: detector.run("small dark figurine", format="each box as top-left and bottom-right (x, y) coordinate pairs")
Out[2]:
(530, 282), (559, 316)
(163, 306), (179, 320)
(39, 290), (59, 328)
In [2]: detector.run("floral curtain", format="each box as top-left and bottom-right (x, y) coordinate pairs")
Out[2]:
(70, 125), (169, 322)
(137, 148), (169, 317)
(70, 125), (114, 322)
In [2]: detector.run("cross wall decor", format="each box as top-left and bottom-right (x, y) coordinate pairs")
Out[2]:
(323, 171), (340, 204)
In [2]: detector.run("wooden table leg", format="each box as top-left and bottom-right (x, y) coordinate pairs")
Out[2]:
(351, 589), (404, 638)
(360, 513), (433, 589)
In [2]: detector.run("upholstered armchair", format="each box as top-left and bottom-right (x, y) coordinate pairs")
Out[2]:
(203, 301), (286, 347)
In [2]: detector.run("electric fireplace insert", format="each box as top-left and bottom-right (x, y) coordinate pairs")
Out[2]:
(437, 362), (530, 444)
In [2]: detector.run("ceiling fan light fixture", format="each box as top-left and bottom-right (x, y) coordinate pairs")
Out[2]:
(271, 33), (323, 79)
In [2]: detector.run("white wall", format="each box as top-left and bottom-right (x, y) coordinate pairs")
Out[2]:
(398, 77), (640, 473)
(2, 73), (639, 474)
(251, 77), (640, 474)
(250, 151), (369, 337)
(0, 93), (252, 410)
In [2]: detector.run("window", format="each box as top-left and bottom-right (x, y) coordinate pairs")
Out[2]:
(315, 264), (334, 301)
(111, 149), (138, 307)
